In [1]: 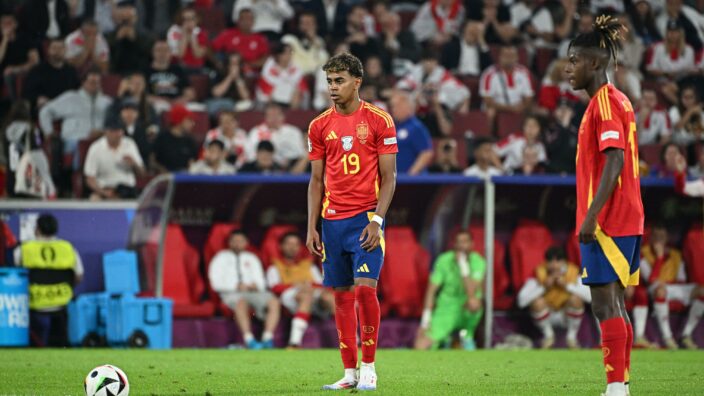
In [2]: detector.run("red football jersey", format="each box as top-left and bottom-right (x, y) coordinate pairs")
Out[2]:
(576, 84), (644, 237)
(308, 101), (398, 220)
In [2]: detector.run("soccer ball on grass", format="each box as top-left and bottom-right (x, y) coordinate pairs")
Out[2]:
(84, 364), (129, 396)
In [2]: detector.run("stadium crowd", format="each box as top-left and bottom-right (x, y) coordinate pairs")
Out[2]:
(0, 0), (702, 199)
(0, 0), (703, 351)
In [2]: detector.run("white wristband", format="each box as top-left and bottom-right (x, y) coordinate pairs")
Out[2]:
(420, 308), (432, 329)
(457, 255), (470, 278)
(371, 214), (384, 226)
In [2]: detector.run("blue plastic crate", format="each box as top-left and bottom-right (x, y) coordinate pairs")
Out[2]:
(67, 293), (109, 346)
(103, 250), (140, 295)
(106, 294), (172, 349)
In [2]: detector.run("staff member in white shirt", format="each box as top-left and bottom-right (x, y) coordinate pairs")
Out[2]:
(208, 230), (281, 349)
(83, 118), (145, 200)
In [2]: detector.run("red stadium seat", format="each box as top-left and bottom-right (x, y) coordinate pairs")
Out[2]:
(196, 7), (226, 38)
(160, 224), (215, 317)
(379, 226), (429, 318)
(533, 48), (556, 79)
(285, 109), (319, 131)
(566, 229), (580, 266)
(188, 74), (211, 102)
(190, 111), (211, 145)
(683, 225), (704, 285)
(203, 223), (241, 266)
(509, 219), (555, 290)
(259, 224), (304, 268)
(495, 112), (524, 138)
(467, 225), (513, 310)
(101, 74), (122, 97)
(236, 111), (265, 131)
(639, 144), (661, 168)
(459, 76), (481, 109)
(453, 110), (491, 139)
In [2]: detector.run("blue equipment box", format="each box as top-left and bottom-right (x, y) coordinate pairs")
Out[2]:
(106, 294), (172, 349)
(103, 250), (140, 295)
(67, 292), (109, 346)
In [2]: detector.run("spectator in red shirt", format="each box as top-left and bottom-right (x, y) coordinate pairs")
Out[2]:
(537, 58), (585, 114)
(211, 8), (269, 70)
(167, 7), (208, 71)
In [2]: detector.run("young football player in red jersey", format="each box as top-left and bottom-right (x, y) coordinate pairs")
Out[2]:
(306, 53), (397, 391)
(566, 16), (644, 396)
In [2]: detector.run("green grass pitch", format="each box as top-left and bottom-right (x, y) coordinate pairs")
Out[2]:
(1, 349), (703, 395)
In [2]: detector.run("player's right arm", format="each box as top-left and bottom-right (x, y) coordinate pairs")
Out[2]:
(306, 118), (326, 257)
(579, 90), (626, 243)
(307, 159), (324, 257)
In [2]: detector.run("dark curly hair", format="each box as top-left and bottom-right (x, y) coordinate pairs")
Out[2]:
(569, 14), (626, 65)
(322, 52), (364, 79)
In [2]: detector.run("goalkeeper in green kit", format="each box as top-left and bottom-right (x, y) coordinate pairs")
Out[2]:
(415, 231), (486, 350)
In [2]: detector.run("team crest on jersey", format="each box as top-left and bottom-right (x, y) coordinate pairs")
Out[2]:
(341, 136), (353, 151)
(356, 123), (369, 144)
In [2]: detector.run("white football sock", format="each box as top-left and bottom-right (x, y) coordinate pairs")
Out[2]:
(654, 302), (673, 340)
(262, 331), (274, 342)
(632, 306), (648, 339)
(566, 307), (584, 342)
(532, 308), (554, 339)
(344, 368), (357, 381)
(289, 317), (309, 346)
(683, 299), (704, 337)
(605, 382), (626, 396)
(243, 332), (254, 343)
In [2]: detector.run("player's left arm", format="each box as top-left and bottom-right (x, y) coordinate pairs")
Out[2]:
(360, 153), (397, 251)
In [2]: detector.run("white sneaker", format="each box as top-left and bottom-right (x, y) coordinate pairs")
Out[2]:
(322, 377), (357, 390)
(601, 382), (627, 396)
(357, 363), (378, 391)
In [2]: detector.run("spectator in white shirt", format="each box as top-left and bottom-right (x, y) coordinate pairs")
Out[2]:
(411, 0), (465, 46)
(396, 49), (470, 136)
(84, 119), (145, 200)
(646, 20), (697, 104)
(247, 103), (308, 173)
(203, 110), (248, 168)
(189, 139), (236, 175)
(39, 70), (112, 158)
(495, 114), (547, 174)
(479, 44), (534, 122)
(256, 44), (306, 109)
(208, 230), (281, 349)
(65, 19), (109, 75)
(232, 0), (294, 40)
(281, 12), (329, 76)
(669, 85), (704, 146)
(441, 20), (492, 77)
(464, 138), (503, 178)
(637, 89), (671, 145)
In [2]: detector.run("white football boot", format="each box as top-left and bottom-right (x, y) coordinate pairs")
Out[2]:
(322, 369), (357, 390)
(356, 362), (377, 391)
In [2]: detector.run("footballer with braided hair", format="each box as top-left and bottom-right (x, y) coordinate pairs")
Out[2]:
(567, 15), (644, 396)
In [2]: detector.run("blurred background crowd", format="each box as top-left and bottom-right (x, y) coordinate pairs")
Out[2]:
(0, 0), (702, 200)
